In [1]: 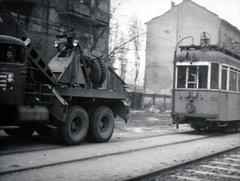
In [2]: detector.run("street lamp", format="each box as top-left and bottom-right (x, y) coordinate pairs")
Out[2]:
(172, 36), (194, 115)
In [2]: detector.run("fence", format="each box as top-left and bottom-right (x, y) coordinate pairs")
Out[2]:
(127, 92), (172, 111)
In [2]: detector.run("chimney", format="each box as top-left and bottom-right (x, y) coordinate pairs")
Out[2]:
(171, 1), (175, 9)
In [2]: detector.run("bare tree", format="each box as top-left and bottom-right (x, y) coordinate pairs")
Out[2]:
(118, 32), (129, 81)
(129, 16), (144, 92)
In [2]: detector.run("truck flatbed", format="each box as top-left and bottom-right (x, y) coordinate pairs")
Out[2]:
(56, 87), (128, 99)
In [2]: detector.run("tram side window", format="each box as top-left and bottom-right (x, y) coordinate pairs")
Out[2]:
(221, 69), (227, 90)
(238, 74), (240, 92)
(210, 63), (219, 89)
(177, 66), (186, 88)
(229, 71), (237, 91)
(199, 66), (208, 88)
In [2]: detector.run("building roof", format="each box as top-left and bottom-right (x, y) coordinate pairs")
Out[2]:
(145, 0), (240, 32)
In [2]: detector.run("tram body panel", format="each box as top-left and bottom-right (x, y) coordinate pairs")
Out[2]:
(174, 90), (219, 117)
(227, 92), (240, 121)
(219, 92), (228, 121)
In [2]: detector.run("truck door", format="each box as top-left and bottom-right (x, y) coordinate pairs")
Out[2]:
(0, 43), (27, 105)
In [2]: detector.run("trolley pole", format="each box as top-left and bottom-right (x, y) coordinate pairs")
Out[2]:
(172, 36), (194, 114)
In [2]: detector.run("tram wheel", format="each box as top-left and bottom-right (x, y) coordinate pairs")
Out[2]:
(224, 122), (235, 133)
(4, 126), (35, 137)
(59, 106), (89, 145)
(235, 121), (240, 132)
(87, 106), (114, 143)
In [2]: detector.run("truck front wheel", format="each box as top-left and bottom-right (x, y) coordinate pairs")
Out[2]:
(88, 106), (114, 143)
(59, 106), (89, 145)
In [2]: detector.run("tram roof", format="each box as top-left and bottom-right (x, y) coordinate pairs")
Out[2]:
(177, 45), (240, 68)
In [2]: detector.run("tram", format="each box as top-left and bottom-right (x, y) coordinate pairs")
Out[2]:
(171, 32), (240, 132)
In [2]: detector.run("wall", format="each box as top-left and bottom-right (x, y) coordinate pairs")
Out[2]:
(145, 0), (221, 95)
(2, 0), (110, 62)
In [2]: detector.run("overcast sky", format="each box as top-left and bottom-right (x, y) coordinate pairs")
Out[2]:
(111, 0), (240, 85)
(112, 0), (240, 30)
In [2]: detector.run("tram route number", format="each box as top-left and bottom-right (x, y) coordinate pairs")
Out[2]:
(210, 97), (218, 101)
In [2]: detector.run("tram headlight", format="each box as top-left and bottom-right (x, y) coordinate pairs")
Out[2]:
(192, 92), (198, 98)
(186, 103), (195, 113)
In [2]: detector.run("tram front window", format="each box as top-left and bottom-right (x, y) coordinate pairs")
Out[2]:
(177, 66), (186, 88)
(177, 65), (208, 89)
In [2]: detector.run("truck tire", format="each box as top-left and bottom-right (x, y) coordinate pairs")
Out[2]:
(88, 106), (114, 143)
(84, 54), (101, 85)
(98, 57), (107, 85)
(59, 106), (89, 145)
(4, 127), (35, 137)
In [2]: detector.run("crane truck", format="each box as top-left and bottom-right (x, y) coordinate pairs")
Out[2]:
(0, 13), (129, 145)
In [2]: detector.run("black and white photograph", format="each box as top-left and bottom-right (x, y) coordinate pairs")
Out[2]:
(0, 0), (240, 180)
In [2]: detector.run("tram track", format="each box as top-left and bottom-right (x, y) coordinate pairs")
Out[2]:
(0, 130), (198, 156)
(0, 132), (226, 176)
(123, 146), (240, 181)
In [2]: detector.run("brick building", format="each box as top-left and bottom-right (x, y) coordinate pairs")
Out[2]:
(145, 0), (240, 95)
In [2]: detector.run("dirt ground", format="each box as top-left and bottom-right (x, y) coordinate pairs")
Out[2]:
(112, 109), (192, 141)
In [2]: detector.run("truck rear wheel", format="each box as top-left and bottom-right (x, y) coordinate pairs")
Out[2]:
(4, 126), (35, 137)
(59, 106), (89, 145)
(88, 106), (114, 143)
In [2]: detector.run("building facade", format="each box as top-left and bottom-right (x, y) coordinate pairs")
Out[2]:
(1, 0), (125, 91)
(145, 0), (240, 95)
(2, 0), (110, 60)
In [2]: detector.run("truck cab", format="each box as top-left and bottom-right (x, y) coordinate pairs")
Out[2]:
(0, 35), (27, 105)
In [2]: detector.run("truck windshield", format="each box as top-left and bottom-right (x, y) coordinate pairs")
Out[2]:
(177, 65), (208, 89)
(0, 44), (25, 64)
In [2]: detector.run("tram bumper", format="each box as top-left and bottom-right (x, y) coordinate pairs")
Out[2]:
(171, 113), (186, 124)
(171, 112), (218, 124)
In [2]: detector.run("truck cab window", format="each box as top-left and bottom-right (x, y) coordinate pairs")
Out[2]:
(0, 44), (25, 64)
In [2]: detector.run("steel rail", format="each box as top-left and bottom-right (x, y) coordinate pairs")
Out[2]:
(123, 146), (240, 181)
(0, 133), (223, 176)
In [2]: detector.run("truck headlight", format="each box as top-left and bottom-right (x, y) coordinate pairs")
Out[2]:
(73, 40), (79, 47)
(54, 41), (60, 47)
